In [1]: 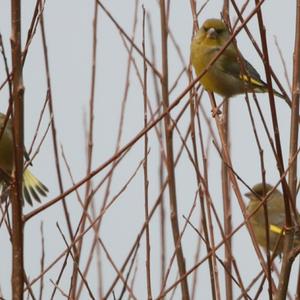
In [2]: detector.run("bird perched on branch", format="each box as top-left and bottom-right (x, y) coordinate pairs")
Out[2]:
(0, 112), (48, 205)
(245, 183), (300, 255)
(190, 18), (287, 100)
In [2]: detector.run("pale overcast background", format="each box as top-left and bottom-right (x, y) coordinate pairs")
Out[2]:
(0, 1), (297, 299)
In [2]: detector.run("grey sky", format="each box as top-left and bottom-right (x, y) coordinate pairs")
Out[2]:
(0, 1), (298, 299)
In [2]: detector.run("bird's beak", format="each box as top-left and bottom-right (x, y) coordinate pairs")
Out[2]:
(207, 28), (217, 39)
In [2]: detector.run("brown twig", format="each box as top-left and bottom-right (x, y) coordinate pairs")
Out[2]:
(221, 4), (234, 300)
(39, 0), (78, 278)
(10, 0), (25, 298)
(56, 223), (96, 300)
(38, 222), (45, 300)
(142, 7), (153, 300)
(189, 31), (220, 300)
(71, 0), (99, 297)
(75, 2), (140, 297)
(146, 13), (166, 290)
(159, 1), (190, 298)
(96, 0), (161, 80)
(278, 0), (300, 298)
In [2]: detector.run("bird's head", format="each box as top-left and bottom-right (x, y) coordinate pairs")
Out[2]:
(245, 183), (281, 202)
(193, 19), (230, 47)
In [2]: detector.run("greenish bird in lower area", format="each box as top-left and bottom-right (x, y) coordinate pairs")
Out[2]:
(245, 183), (300, 255)
(0, 112), (48, 206)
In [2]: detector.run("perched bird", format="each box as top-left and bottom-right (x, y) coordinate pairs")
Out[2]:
(0, 112), (48, 205)
(245, 183), (300, 255)
(190, 18), (286, 99)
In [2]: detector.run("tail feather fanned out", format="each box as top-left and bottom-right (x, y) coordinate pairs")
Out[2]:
(23, 169), (48, 206)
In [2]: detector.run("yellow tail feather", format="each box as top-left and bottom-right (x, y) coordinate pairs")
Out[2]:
(23, 169), (48, 206)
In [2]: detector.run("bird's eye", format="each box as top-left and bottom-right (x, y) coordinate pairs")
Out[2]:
(203, 26), (208, 32)
(215, 29), (223, 34)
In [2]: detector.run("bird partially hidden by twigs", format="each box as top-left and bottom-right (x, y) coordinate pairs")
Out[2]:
(245, 183), (300, 256)
(0, 112), (48, 206)
(190, 19), (291, 106)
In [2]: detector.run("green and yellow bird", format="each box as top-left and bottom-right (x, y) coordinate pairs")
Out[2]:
(0, 112), (48, 205)
(245, 183), (300, 255)
(190, 18), (286, 99)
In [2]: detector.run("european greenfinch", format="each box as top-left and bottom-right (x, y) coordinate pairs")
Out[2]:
(0, 112), (48, 205)
(245, 183), (300, 255)
(190, 18), (285, 99)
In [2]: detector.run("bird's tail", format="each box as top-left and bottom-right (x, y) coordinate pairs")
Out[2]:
(260, 82), (291, 108)
(241, 73), (291, 106)
(0, 169), (48, 205)
(23, 169), (48, 206)
(272, 88), (292, 106)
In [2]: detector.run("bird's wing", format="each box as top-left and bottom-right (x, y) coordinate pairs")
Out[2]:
(217, 49), (266, 88)
(240, 59), (267, 88)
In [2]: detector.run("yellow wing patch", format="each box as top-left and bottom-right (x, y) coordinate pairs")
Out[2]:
(240, 74), (265, 88)
(270, 224), (284, 235)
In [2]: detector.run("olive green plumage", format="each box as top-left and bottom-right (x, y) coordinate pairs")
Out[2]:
(190, 19), (284, 99)
(245, 183), (300, 254)
(0, 112), (48, 205)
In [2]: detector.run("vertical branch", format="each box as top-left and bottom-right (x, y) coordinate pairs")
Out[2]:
(188, 8), (219, 297)
(11, 0), (24, 299)
(142, 8), (152, 299)
(190, 97), (220, 300)
(221, 98), (233, 300)
(221, 4), (233, 300)
(76, 2), (139, 297)
(73, 0), (99, 298)
(222, 0), (230, 23)
(278, 0), (300, 298)
(208, 91), (272, 284)
(159, 1), (190, 298)
(39, 0), (76, 259)
(39, 222), (45, 300)
(146, 14), (166, 288)
(189, 0), (199, 32)
(254, 3), (292, 221)
(289, 0), (300, 247)
(254, 2), (295, 297)
(187, 6), (202, 299)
